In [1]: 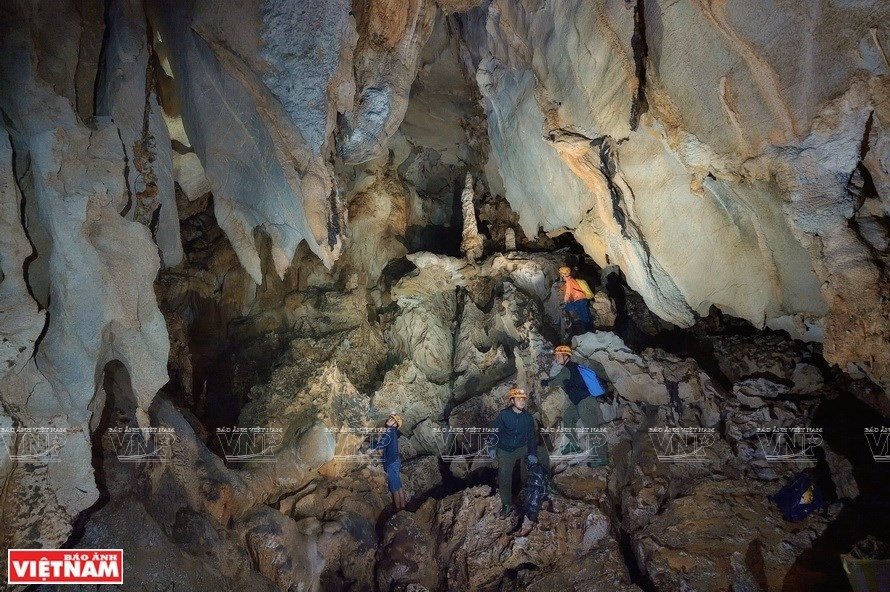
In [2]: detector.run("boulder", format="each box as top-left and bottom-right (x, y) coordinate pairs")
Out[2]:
(401, 454), (443, 500)
(376, 511), (439, 591)
(635, 478), (835, 591)
(411, 486), (620, 591)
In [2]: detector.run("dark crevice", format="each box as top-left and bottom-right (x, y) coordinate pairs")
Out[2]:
(405, 224), (462, 257)
(63, 362), (125, 548)
(859, 110), (874, 162)
(611, 436), (658, 591)
(590, 136), (631, 239)
(327, 183), (342, 248)
(8, 136), (44, 314)
(31, 309), (50, 369)
(780, 392), (890, 590)
(617, 526), (658, 592)
(7, 136), (52, 365)
(444, 285), (469, 422)
(629, 0), (649, 131)
(149, 202), (162, 239)
(115, 126), (134, 218)
(91, 0), (114, 119)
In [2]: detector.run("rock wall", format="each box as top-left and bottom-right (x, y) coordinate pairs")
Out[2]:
(456, 0), (890, 391)
(0, 0), (170, 558)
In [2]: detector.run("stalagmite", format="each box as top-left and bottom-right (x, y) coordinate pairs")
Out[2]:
(460, 172), (484, 261)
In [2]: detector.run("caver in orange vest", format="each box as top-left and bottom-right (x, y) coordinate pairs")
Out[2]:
(562, 276), (587, 303)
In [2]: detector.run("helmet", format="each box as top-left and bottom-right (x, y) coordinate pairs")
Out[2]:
(387, 413), (403, 430)
(555, 345), (572, 355)
(507, 387), (528, 401)
(558, 266), (571, 277)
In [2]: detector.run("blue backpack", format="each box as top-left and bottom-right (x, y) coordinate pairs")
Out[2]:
(771, 471), (826, 522)
(577, 365), (607, 397)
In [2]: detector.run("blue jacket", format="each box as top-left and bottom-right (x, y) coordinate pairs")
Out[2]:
(372, 426), (400, 466)
(492, 407), (538, 456)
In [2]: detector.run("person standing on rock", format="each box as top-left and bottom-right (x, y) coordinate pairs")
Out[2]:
(369, 412), (406, 511)
(558, 266), (594, 336)
(542, 345), (608, 467)
(492, 388), (539, 516)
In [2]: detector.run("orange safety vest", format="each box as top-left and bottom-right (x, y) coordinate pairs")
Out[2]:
(562, 277), (587, 303)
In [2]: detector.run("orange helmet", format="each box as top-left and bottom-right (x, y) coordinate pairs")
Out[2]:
(387, 413), (403, 430)
(507, 387), (528, 402)
(558, 266), (571, 277)
(555, 345), (572, 355)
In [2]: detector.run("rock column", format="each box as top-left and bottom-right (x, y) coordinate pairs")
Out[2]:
(460, 173), (484, 261)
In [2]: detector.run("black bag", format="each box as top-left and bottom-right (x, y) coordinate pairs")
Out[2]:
(519, 463), (549, 522)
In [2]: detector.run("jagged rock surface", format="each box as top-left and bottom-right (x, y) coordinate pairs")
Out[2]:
(456, 0), (890, 395)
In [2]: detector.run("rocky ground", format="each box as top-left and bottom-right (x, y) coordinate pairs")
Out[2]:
(39, 245), (885, 592)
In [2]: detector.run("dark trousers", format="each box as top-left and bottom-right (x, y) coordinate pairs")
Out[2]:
(497, 446), (550, 506)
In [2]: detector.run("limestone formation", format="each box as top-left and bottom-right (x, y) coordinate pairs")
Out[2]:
(459, 172), (484, 260)
(456, 0), (890, 394)
(148, 0), (349, 284)
(96, 0), (183, 267)
(0, 1), (887, 590)
(338, 0), (436, 163)
(0, 2), (171, 557)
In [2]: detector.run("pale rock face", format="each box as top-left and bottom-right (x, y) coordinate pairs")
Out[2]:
(0, 133), (44, 379)
(338, 0), (436, 163)
(573, 331), (720, 419)
(388, 291), (457, 384)
(370, 360), (452, 430)
(148, 0), (349, 284)
(452, 298), (514, 402)
(0, 3), (170, 554)
(339, 163), (411, 286)
(459, 0), (890, 393)
(96, 0), (183, 268)
(172, 151), (212, 202)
